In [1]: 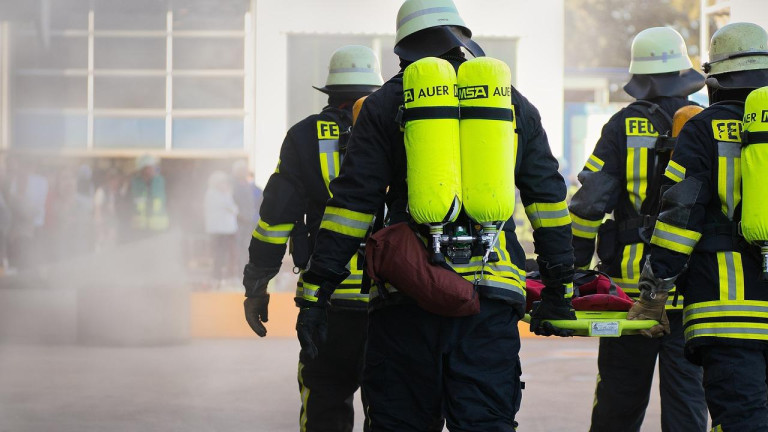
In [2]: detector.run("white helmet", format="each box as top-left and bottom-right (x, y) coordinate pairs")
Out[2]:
(393, 0), (484, 61)
(313, 45), (383, 95)
(704, 22), (768, 91)
(629, 27), (693, 74)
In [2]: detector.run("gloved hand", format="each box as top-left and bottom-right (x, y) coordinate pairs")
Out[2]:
(296, 304), (328, 362)
(529, 288), (577, 337)
(244, 295), (270, 337)
(627, 259), (676, 338)
(530, 260), (577, 337)
(242, 263), (280, 337)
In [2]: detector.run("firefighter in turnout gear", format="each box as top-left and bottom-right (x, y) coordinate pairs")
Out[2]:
(569, 27), (708, 431)
(297, 1), (576, 429)
(629, 22), (768, 431)
(242, 45), (383, 432)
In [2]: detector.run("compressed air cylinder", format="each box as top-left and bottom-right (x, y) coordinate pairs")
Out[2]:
(403, 57), (462, 225)
(741, 86), (768, 242)
(742, 87), (768, 245)
(458, 57), (517, 226)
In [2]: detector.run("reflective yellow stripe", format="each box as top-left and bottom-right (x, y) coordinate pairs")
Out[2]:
(650, 221), (701, 255)
(626, 146), (650, 212)
(571, 213), (602, 239)
(684, 300), (768, 342)
(712, 425), (723, 432)
(301, 281), (321, 302)
(717, 141), (742, 219)
(664, 160), (686, 183)
(319, 206), (374, 238)
(619, 243), (644, 289)
(525, 201), (571, 229)
(298, 362), (309, 431)
(717, 251), (745, 301)
(318, 139), (341, 196)
(252, 219), (294, 245)
(584, 154), (604, 172)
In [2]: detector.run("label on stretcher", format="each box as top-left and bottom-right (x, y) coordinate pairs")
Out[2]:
(589, 321), (620, 337)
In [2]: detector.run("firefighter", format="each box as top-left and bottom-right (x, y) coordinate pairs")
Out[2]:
(242, 45), (383, 432)
(295, 1), (576, 429)
(569, 27), (708, 431)
(627, 22), (768, 431)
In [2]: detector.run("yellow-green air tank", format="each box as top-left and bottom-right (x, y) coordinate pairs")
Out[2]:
(402, 57), (462, 227)
(741, 86), (768, 279)
(457, 57), (517, 229)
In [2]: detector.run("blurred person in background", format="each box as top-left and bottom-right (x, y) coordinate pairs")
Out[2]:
(46, 164), (95, 260)
(294, 0), (576, 428)
(232, 160), (257, 272)
(205, 170), (238, 286)
(94, 168), (124, 251)
(7, 157), (48, 271)
(629, 22), (768, 431)
(242, 45), (382, 432)
(568, 27), (708, 431)
(247, 170), (263, 224)
(127, 154), (169, 242)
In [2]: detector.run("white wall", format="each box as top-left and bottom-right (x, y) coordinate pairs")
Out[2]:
(253, 0), (565, 187)
(729, 0), (768, 28)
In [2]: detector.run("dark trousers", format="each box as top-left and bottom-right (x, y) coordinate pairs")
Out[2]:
(298, 308), (368, 432)
(363, 298), (521, 432)
(210, 234), (236, 280)
(590, 311), (707, 432)
(700, 345), (768, 431)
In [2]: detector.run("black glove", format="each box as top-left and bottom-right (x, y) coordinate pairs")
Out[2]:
(530, 260), (577, 337)
(242, 263), (280, 336)
(244, 295), (270, 337)
(296, 304), (328, 362)
(529, 289), (577, 337)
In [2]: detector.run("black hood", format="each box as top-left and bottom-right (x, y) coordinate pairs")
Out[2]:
(623, 69), (705, 100)
(394, 25), (484, 62)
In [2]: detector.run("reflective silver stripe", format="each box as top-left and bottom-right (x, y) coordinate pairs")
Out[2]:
(534, 208), (570, 221)
(719, 141), (740, 219)
(666, 163), (685, 181)
(652, 228), (699, 251)
(625, 243), (639, 281)
(303, 286), (319, 298)
(632, 51), (683, 62)
(627, 136), (656, 148)
(329, 67), (376, 74)
(343, 274), (364, 281)
(318, 139), (339, 153)
(319, 139), (339, 183)
(572, 220), (600, 235)
(685, 304), (768, 319)
(321, 213), (371, 232)
(255, 225), (291, 238)
(397, 6), (457, 28)
(687, 327), (768, 337)
(330, 292), (368, 301)
(726, 252), (737, 301)
(478, 278), (525, 296)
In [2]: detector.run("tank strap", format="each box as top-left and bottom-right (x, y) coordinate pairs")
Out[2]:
(396, 106), (460, 125)
(460, 106), (514, 122)
(696, 221), (741, 252)
(743, 130), (768, 145)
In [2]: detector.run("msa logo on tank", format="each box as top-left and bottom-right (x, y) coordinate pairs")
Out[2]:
(403, 84), (458, 103)
(712, 120), (742, 142)
(625, 118), (658, 136)
(316, 121), (340, 139)
(457, 85), (511, 100)
(743, 109), (768, 123)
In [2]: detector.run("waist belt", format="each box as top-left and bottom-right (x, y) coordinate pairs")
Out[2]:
(617, 215), (655, 245)
(695, 221), (748, 253)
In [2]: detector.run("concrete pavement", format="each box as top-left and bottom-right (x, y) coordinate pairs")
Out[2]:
(0, 338), (672, 432)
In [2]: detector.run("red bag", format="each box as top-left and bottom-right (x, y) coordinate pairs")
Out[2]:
(365, 222), (480, 317)
(525, 270), (634, 312)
